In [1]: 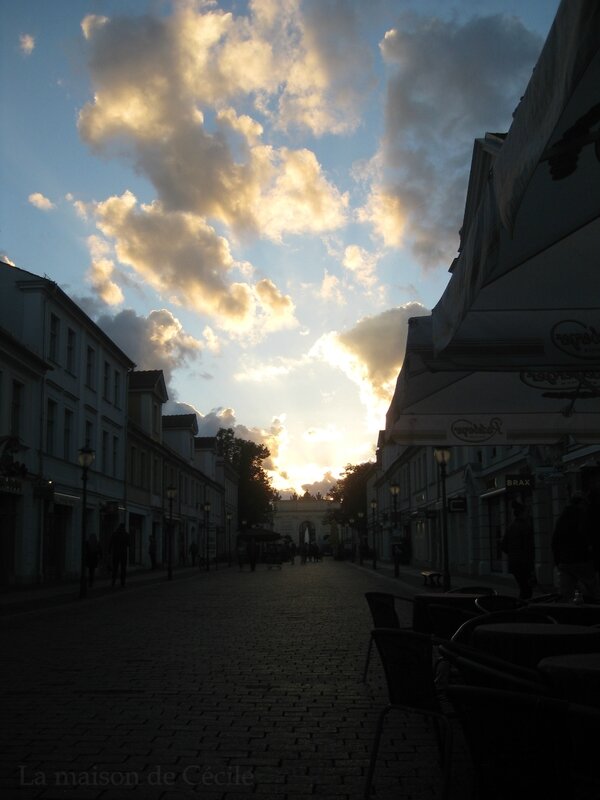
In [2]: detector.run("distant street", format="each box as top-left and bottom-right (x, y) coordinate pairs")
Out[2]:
(0, 560), (468, 799)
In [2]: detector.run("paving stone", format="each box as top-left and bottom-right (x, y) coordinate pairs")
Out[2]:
(0, 560), (471, 799)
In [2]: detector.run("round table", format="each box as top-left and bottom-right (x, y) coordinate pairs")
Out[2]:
(538, 653), (600, 707)
(471, 623), (600, 669)
(527, 602), (600, 626)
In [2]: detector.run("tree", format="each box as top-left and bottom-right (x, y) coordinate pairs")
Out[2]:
(216, 428), (279, 527)
(327, 462), (374, 521)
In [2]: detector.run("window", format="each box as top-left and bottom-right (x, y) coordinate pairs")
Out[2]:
(153, 458), (160, 493)
(10, 381), (23, 436)
(84, 421), (94, 452)
(49, 314), (60, 362)
(66, 328), (76, 373)
(130, 445), (137, 484)
(85, 346), (95, 389)
(140, 451), (147, 488)
(103, 362), (110, 400)
(63, 410), (73, 461)
(112, 435), (119, 478)
(113, 371), (121, 408)
(46, 400), (57, 455)
(152, 403), (159, 434)
(102, 431), (109, 472)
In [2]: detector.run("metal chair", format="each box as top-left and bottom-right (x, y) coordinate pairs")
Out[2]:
(474, 594), (526, 613)
(447, 685), (571, 799)
(364, 628), (453, 799)
(451, 608), (558, 645)
(362, 592), (413, 682)
(437, 642), (552, 695)
(446, 585), (497, 595)
(426, 603), (480, 642)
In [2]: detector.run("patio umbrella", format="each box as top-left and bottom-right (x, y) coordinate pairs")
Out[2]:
(431, 1), (600, 364)
(386, 318), (600, 447)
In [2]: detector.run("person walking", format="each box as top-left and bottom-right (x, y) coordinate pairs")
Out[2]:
(189, 540), (199, 567)
(110, 523), (129, 588)
(501, 501), (536, 600)
(552, 492), (600, 602)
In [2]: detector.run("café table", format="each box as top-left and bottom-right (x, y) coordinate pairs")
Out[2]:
(538, 653), (600, 707)
(470, 623), (600, 670)
(412, 592), (481, 634)
(527, 602), (600, 626)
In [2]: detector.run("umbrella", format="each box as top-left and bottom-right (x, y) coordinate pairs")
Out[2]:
(431, 1), (600, 362)
(386, 318), (600, 447)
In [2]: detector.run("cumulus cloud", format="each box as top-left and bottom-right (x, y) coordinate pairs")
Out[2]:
(310, 303), (429, 427)
(86, 235), (124, 305)
(20, 34), (35, 55)
(28, 192), (55, 211)
(342, 244), (379, 289)
(94, 307), (205, 387)
(300, 471), (338, 497)
(77, 2), (349, 240)
(362, 12), (542, 267)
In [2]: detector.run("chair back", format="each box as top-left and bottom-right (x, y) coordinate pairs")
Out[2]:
(438, 640), (546, 684)
(446, 585), (497, 595)
(438, 645), (550, 695)
(365, 592), (401, 629)
(427, 603), (479, 641)
(447, 685), (569, 797)
(474, 594), (525, 613)
(452, 608), (557, 644)
(372, 628), (439, 711)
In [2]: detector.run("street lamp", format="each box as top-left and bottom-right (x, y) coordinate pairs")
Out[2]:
(370, 500), (378, 570)
(166, 485), (176, 581)
(227, 512), (232, 567)
(78, 444), (95, 599)
(349, 517), (355, 561)
(434, 448), (452, 591)
(204, 502), (211, 571)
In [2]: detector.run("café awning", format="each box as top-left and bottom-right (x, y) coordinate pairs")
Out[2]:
(431, 0), (600, 358)
(386, 318), (600, 447)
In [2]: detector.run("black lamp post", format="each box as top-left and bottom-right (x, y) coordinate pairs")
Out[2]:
(78, 444), (95, 599)
(434, 448), (452, 591)
(166, 485), (176, 580)
(370, 500), (377, 570)
(204, 502), (211, 571)
(349, 517), (355, 561)
(227, 512), (232, 567)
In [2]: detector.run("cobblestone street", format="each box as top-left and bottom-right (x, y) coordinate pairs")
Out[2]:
(0, 560), (469, 799)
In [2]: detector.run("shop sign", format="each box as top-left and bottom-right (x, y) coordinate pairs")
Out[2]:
(450, 417), (503, 443)
(505, 474), (535, 490)
(551, 320), (600, 360)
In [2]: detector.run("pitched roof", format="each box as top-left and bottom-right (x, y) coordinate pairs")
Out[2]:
(162, 414), (199, 434)
(129, 370), (168, 401)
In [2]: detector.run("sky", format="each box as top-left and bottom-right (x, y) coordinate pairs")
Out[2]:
(0, 0), (560, 496)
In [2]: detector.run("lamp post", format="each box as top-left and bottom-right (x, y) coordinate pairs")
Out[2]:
(370, 500), (377, 570)
(227, 512), (232, 567)
(166, 485), (176, 581)
(434, 448), (452, 591)
(204, 502), (211, 571)
(78, 444), (95, 599)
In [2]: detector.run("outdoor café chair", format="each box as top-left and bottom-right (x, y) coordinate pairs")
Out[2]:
(474, 594), (526, 613)
(426, 603), (480, 642)
(364, 628), (453, 800)
(446, 685), (571, 799)
(362, 592), (413, 682)
(451, 608), (558, 645)
(446, 585), (497, 595)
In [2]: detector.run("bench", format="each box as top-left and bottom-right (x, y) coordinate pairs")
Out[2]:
(421, 570), (442, 587)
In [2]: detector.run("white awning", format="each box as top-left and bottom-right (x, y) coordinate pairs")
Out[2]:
(432, 2), (600, 354)
(386, 320), (600, 447)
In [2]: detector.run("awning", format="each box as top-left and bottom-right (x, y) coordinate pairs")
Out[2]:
(386, 321), (600, 447)
(432, 1), (600, 355)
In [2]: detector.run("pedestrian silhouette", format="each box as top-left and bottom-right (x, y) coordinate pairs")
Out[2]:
(148, 533), (157, 569)
(501, 501), (535, 599)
